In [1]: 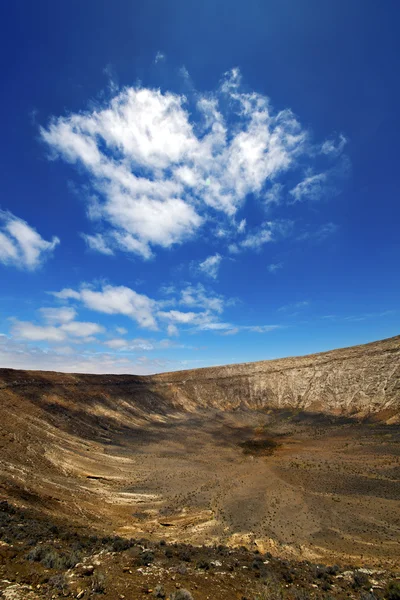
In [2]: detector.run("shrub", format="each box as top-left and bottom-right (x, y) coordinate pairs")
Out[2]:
(170, 590), (193, 600)
(353, 570), (370, 589)
(153, 585), (166, 598)
(140, 550), (155, 565)
(42, 549), (62, 569)
(386, 581), (400, 600)
(196, 559), (210, 570)
(111, 536), (131, 552)
(48, 574), (68, 594)
(292, 590), (311, 600)
(92, 570), (106, 594)
(253, 581), (283, 600)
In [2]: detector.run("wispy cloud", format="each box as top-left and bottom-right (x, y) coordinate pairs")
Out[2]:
(81, 233), (114, 255)
(198, 253), (222, 279)
(321, 134), (347, 156)
(290, 172), (328, 202)
(154, 51), (166, 64)
(0, 334), (181, 375)
(297, 222), (338, 242)
(0, 211), (59, 270)
(267, 262), (283, 273)
(229, 220), (293, 254)
(278, 300), (309, 312)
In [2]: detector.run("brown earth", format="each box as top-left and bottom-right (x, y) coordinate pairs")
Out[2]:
(0, 335), (399, 590)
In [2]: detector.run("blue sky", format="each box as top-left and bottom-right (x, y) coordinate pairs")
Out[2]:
(0, 0), (399, 374)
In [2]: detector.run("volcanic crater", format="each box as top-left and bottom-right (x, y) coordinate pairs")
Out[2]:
(0, 335), (399, 567)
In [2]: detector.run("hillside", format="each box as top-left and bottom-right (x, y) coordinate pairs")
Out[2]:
(0, 335), (399, 580)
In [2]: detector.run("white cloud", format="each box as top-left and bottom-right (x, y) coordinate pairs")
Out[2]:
(221, 324), (281, 335)
(264, 183), (283, 206)
(158, 310), (199, 324)
(267, 262), (283, 273)
(290, 173), (327, 202)
(228, 220), (292, 254)
(167, 324), (179, 337)
(51, 284), (158, 330)
(48, 281), (282, 338)
(40, 306), (76, 323)
(179, 283), (224, 313)
(0, 335), (178, 375)
(82, 233), (114, 255)
(41, 69), (342, 259)
(154, 51), (166, 64)
(11, 316), (104, 342)
(11, 321), (66, 342)
(297, 222), (338, 241)
(321, 134), (347, 156)
(241, 226), (274, 250)
(0, 211), (59, 270)
(198, 253), (222, 279)
(237, 219), (246, 233)
(116, 326), (128, 335)
(61, 321), (105, 337)
(104, 338), (130, 349)
(278, 300), (309, 312)
(51, 288), (81, 300)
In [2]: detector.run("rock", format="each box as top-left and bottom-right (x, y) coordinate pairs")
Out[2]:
(81, 565), (94, 576)
(76, 591), (85, 599)
(211, 560), (222, 567)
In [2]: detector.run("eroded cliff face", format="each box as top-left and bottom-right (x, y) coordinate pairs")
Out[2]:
(149, 335), (400, 419)
(0, 335), (399, 420)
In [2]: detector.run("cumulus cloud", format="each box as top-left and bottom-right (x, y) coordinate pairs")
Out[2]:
(49, 281), (278, 337)
(198, 253), (222, 279)
(11, 321), (67, 342)
(11, 316), (104, 342)
(41, 69), (345, 259)
(0, 211), (59, 270)
(51, 284), (158, 330)
(40, 306), (76, 323)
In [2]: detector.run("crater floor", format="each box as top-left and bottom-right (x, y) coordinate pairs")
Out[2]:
(2, 407), (399, 566)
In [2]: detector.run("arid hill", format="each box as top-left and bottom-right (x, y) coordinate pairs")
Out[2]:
(0, 335), (399, 575)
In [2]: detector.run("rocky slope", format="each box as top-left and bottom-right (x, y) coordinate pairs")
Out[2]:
(148, 335), (400, 419)
(0, 336), (398, 421)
